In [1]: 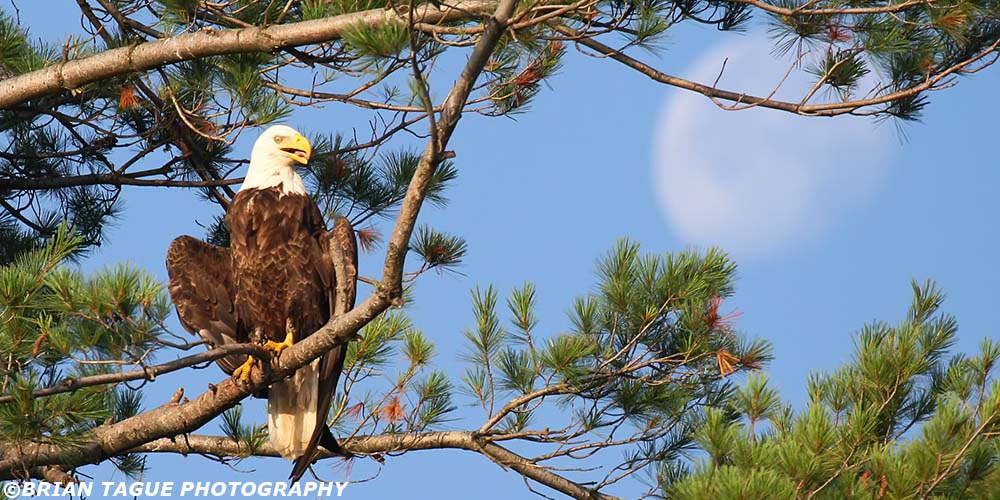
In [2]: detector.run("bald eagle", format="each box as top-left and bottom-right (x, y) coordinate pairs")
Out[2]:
(166, 125), (356, 482)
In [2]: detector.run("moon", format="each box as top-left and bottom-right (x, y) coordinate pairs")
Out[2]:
(651, 34), (895, 259)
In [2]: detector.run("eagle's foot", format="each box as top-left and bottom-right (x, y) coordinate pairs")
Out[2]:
(263, 320), (296, 356)
(232, 357), (256, 382)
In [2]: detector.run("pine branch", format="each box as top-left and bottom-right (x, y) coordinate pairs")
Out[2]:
(554, 25), (1000, 117)
(0, 172), (244, 190)
(131, 432), (621, 500)
(0, 0), (550, 109)
(727, 0), (936, 16)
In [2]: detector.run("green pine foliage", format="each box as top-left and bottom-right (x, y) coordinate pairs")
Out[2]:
(668, 281), (1000, 499)
(458, 239), (771, 490)
(221, 404), (268, 457)
(0, 226), (169, 477)
(485, 31), (565, 115)
(343, 21), (411, 65)
(305, 142), (458, 226)
(768, 0), (1000, 119)
(808, 48), (871, 100)
(461, 285), (508, 411)
(0, 214), (40, 266)
(157, 0), (200, 28)
(304, 0), (391, 19)
(0, 118), (122, 250)
(0, 11), (52, 77)
(311, 309), (458, 437)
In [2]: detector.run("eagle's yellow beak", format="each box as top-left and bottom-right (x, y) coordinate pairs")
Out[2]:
(279, 133), (312, 165)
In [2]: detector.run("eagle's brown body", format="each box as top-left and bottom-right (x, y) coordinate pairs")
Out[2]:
(165, 125), (356, 483)
(228, 187), (331, 345)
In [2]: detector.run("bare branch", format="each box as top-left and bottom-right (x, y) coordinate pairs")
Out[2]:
(131, 432), (622, 500)
(0, 344), (266, 405)
(0, 172), (244, 190)
(555, 25), (1000, 117)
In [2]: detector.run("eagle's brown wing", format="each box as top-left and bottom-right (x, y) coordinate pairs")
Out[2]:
(165, 236), (246, 374)
(289, 216), (358, 482)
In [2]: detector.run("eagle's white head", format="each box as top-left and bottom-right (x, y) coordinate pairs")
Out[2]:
(240, 125), (312, 195)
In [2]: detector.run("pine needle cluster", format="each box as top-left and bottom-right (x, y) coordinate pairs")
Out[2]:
(0, 226), (170, 478)
(455, 239), (772, 494)
(668, 281), (1000, 499)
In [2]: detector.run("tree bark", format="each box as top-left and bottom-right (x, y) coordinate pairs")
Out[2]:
(0, 0), (559, 109)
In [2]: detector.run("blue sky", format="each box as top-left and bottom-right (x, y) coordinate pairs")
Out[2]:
(7, 2), (1000, 499)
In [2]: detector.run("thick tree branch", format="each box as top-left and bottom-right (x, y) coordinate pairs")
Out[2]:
(477, 441), (619, 500)
(132, 430), (468, 457)
(0, 0), (554, 109)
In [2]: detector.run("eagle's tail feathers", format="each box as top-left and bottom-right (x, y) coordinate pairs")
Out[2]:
(267, 360), (320, 461)
(288, 424), (353, 482)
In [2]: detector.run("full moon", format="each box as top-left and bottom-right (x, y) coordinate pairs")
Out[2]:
(651, 34), (895, 259)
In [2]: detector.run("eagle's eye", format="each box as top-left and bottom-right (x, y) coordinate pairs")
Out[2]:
(273, 135), (285, 144)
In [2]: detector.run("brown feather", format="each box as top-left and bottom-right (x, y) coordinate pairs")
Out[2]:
(165, 236), (246, 374)
(227, 189), (329, 343)
(227, 188), (356, 480)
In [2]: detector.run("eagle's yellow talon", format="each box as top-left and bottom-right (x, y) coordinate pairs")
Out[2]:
(232, 357), (256, 382)
(263, 320), (296, 355)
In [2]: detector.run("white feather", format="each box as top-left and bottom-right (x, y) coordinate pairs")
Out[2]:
(268, 359), (320, 459)
(240, 125), (308, 196)
(243, 125), (317, 459)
